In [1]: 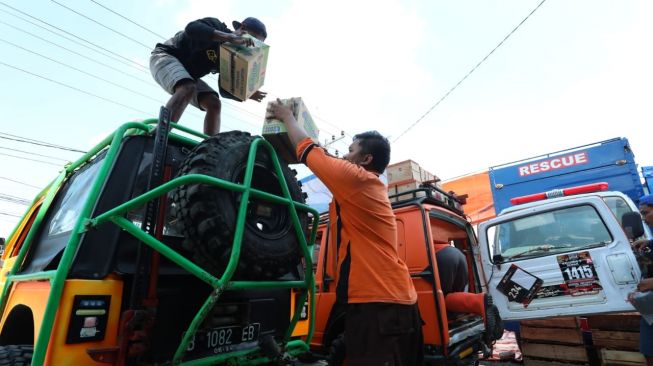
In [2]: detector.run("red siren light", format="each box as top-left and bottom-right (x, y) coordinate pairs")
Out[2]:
(510, 182), (609, 205)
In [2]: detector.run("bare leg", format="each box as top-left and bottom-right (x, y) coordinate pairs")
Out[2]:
(166, 79), (196, 123)
(199, 93), (222, 135)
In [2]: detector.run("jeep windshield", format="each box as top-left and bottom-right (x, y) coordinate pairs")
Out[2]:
(487, 204), (613, 262)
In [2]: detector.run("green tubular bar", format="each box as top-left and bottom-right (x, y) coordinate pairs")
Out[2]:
(0, 169), (66, 324)
(7, 271), (57, 283)
(30, 122), (150, 366)
(4, 119), (317, 366)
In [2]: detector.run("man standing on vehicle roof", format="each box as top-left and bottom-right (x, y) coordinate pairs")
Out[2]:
(631, 194), (653, 365)
(150, 17), (268, 135)
(267, 100), (423, 365)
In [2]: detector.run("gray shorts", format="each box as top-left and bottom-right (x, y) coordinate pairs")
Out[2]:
(149, 50), (217, 110)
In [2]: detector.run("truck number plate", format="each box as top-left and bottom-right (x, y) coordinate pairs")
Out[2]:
(186, 323), (260, 355)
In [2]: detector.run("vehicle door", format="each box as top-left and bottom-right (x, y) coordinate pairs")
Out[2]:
(477, 196), (640, 320)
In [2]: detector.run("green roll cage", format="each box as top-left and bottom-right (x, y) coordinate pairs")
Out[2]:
(0, 119), (317, 365)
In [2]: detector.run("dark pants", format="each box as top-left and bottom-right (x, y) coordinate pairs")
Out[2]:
(436, 246), (468, 295)
(344, 302), (423, 366)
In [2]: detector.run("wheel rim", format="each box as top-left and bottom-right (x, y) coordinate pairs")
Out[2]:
(233, 162), (294, 241)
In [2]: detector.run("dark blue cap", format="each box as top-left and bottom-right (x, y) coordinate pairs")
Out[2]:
(233, 17), (267, 39)
(640, 194), (653, 207)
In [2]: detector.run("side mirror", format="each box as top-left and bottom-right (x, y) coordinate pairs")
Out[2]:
(622, 212), (645, 240)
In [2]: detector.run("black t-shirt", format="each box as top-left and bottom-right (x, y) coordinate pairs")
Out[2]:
(154, 17), (231, 79)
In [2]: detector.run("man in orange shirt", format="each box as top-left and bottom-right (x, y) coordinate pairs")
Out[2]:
(267, 100), (422, 365)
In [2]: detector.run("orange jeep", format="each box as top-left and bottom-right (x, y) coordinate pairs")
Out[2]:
(308, 186), (503, 365)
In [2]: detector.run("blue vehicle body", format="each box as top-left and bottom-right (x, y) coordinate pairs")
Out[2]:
(489, 138), (648, 214)
(643, 166), (653, 195)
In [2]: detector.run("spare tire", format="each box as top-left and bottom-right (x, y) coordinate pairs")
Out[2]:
(171, 131), (308, 280)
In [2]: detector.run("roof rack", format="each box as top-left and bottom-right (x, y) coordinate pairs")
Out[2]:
(389, 183), (466, 216)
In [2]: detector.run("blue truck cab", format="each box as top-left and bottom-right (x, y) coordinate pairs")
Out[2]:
(489, 138), (647, 214)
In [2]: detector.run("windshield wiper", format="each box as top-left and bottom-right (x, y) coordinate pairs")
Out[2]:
(504, 244), (571, 261)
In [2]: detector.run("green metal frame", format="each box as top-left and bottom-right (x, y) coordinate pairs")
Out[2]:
(0, 120), (317, 365)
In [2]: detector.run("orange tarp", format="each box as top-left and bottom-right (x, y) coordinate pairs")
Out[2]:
(442, 171), (496, 225)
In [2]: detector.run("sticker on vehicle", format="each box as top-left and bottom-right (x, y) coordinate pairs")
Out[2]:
(556, 251), (602, 296)
(496, 264), (543, 307)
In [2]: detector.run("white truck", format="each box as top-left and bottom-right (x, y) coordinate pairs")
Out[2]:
(475, 182), (651, 321)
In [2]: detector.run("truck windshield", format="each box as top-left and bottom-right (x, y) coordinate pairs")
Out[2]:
(488, 205), (613, 261)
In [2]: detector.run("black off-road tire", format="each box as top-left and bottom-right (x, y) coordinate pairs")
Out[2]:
(326, 334), (346, 366)
(0, 345), (33, 366)
(172, 131), (308, 280)
(483, 295), (504, 346)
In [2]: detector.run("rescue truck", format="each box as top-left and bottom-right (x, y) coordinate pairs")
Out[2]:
(489, 137), (651, 213)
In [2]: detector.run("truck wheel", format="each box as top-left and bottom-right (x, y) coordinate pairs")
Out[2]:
(326, 334), (346, 366)
(172, 131), (308, 280)
(0, 345), (33, 365)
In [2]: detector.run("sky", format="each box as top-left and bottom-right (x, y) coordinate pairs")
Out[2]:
(0, 0), (652, 238)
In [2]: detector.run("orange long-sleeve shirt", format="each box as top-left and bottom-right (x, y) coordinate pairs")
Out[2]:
(296, 138), (417, 305)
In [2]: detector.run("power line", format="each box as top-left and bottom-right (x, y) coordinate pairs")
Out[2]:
(392, 0), (548, 143)
(0, 134), (85, 153)
(0, 176), (43, 189)
(0, 8), (149, 75)
(0, 193), (31, 205)
(0, 152), (61, 167)
(0, 2), (149, 71)
(0, 19), (155, 87)
(89, 0), (166, 39)
(0, 146), (68, 162)
(50, 0), (151, 49)
(0, 37), (165, 104)
(0, 212), (22, 218)
(0, 131), (84, 152)
(0, 60), (153, 116)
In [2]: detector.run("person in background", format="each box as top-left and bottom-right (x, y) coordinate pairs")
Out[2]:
(266, 99), (422, 365)
(150, 17), (268, 135)
(630, 194), (653, 366)
(434, 242), (504, 344)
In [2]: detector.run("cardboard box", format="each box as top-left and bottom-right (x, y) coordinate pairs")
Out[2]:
(262, 97), (319, 164)
(219, 35), (270, 101)
(386, 160), (440, 186)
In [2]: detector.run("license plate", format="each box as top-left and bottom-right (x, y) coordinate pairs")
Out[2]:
(185, 323), (261, 356)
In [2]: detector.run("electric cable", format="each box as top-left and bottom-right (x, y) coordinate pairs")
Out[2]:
(0, 146), (69, 162)
(0, 151), (63, 167)
(0, 176), (43, 189)
(0, 19), (154, 86)
(0, 193), (31, 205)
(0, 134), (85, 153)
(89, 0), (166, 39)
(393, 0), (548, 143)
(50, 0), (152, 49)
(0, 37), (163, 104)
(0, 60), (153, 115)
(0, 2), (149, 70)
